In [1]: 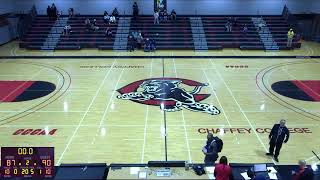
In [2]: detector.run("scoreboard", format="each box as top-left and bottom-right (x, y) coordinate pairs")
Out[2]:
(1, 147), (54, 178)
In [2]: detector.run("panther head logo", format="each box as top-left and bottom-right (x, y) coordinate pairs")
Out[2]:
(117, 78), (220, 115)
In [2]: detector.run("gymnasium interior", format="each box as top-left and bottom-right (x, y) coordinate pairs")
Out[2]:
(0, 0), (320, 179)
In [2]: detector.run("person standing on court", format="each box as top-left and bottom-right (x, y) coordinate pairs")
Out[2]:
(202, 133), (223, 166)
(287, 29), (295, 47)
(266, 119), (290, 162)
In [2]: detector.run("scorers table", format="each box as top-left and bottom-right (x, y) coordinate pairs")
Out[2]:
(1, 147), (54, 178)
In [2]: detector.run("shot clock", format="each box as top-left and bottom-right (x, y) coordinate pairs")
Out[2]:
(1, 147), (54, 178)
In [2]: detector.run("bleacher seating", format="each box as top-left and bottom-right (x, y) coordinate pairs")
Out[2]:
(19, 16), (56, 49)
(202, 16), (300, 50)
(130, 16), (194, 50)
(20, 15), (301, 51)
(57, 16), (118, 50)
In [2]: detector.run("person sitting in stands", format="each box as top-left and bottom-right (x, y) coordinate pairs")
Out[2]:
(136, 32), (144, 49)
(233, 17), (238, 26)
(57, 11), (62, 20)
(214, 156), (233, 180)
(225, 21), (231, 32)
(292, 160), (314, 180)
(163, 10), (168, 22)
(105, 28), (112, 38)
(112, 8), (119, 20)
(103, 12), (110, 24)
(63, 24), (72, 35)
(91, 19), (99, 31)
(258, 20), (264, 31)
(85, 18), (91, 31)
(171, 9), (176, 21)
(128, 35), (135, 52)
(68, 8), (74, 18)
(242, 24), (248, 37)
(159, 10), (164, 22)
(287, 28), (295, 48)
(144, 38), (151, 52)
(150, 39), (156, 51)
(110, 15), (116, 23)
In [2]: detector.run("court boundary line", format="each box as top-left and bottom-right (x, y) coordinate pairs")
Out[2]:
(201, 63), (240, 145)
(172, 58), (192, 163)
(141, 59), (153, 163)
(90, 67), (125, 145)
(56, 58), (117, 165)
(0, 56), (319, 59)
(162, 58), (168, 162)
(1, 124), (318, 127)
(0, 62), (71, 126)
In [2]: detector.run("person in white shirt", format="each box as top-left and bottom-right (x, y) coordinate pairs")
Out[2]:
(154, 11), (159, 24)
(110, 16), (116, 23)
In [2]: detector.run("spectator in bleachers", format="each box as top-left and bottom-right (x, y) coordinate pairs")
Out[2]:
(50, 3), (57, 20)
(85, 18), (91, 30)
(47, 6), (51, 18)
(110, 15), (116, 24)
(128, 35), (135, 51)
(257, 20), (264, 31)
(92, 19), (99, 31)
(63, 24), (72, 35)
(225, 21), (231, 32)
(214, 156), (233, 180)
(133, 2), (139, 20)
(242, 24), (248, 37)
(163, 10), (168, 22)
(103, 12), (110, 24)
(287, 29), (295, 48)
(159, 10), (164, 22)
(136, 32), (144, 49)
(57, 11), (62, 20)
(171, 9), (176, 21)
(231, 17), (238, 27)
(292, 160), (314, 180)
(144, 38), (151, 52)
(112, 8), (119, 20)
(154, 11), (159, 24)
(105, 28), (112, 38)
(150, 39), (156, 51)
(68, 8), (74, 18)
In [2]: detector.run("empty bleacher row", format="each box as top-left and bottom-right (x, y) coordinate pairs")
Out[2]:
(20, 15), (301, 51)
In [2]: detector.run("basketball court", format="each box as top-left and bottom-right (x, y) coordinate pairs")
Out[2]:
(0, 44), (319, 166)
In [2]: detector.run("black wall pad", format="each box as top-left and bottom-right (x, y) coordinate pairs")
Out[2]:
(148, 161), (186, 167)
(54, 163), (107, 180)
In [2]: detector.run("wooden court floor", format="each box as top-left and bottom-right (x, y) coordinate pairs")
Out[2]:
(0, 56), (319, 166)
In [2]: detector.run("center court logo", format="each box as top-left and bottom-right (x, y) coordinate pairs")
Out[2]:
(117, 78), (221, 115)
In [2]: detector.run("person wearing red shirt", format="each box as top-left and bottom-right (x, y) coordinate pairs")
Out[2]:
(292, 160), (314, 180)
(214, 156), (234, 180)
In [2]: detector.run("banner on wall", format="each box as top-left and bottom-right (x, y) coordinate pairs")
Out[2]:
(154, 0), (167, 12)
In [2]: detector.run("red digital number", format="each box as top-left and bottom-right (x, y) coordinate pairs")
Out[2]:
(45, 168), (51, 175)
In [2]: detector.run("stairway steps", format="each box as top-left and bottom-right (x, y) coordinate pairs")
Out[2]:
(190, 17), (208, 51)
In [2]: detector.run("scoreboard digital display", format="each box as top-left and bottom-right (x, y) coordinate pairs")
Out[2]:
(1, 147), (54, 178)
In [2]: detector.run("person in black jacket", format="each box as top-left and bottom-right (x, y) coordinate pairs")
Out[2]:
(266, 119), (290, 162)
